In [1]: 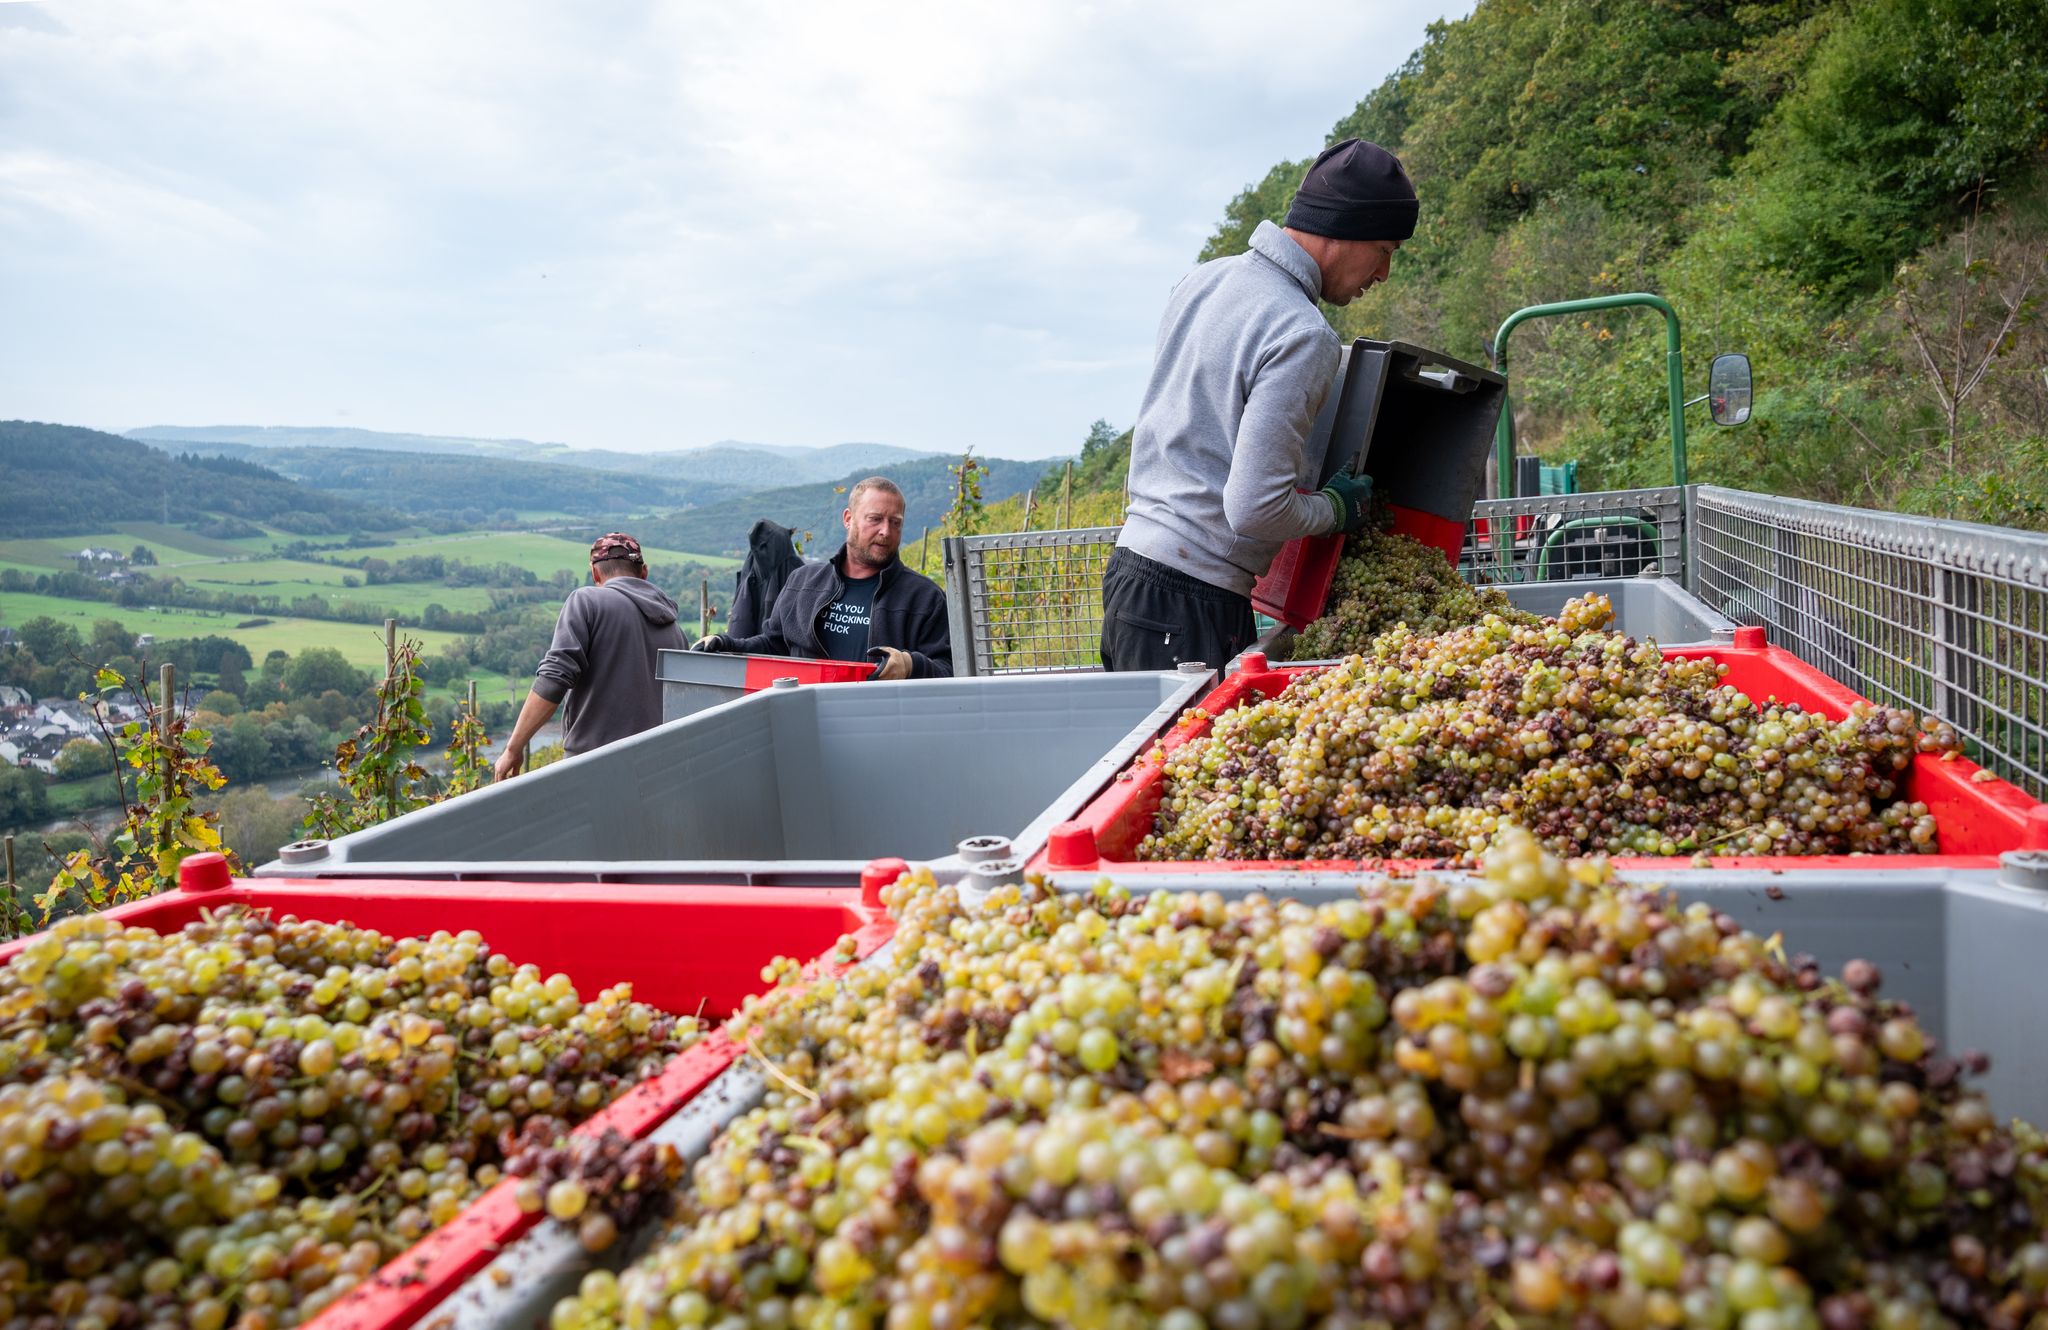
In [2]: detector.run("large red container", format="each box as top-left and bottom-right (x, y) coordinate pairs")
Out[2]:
(0, 867), (898, 1330)
(1032, 634), (2048, 875)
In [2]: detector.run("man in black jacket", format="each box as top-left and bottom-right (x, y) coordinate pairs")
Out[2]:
(693, 477), (951, 678)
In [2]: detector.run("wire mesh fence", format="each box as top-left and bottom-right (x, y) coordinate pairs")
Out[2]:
(1458, 486), (1685, 584)
(1690, 486), (2048, 798)
(943, 528), (1120, 675)
(942, 491), (2048, 797)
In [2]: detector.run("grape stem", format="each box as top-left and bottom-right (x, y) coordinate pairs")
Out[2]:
(353, 1168), (397, 1203)
(742, 1039), (819, 1103)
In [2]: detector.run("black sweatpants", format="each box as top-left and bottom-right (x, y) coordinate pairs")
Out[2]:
(1098, 548), (1256, 673)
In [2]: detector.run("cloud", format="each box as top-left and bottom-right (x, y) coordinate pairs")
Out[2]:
(0, 0), (1471, 458)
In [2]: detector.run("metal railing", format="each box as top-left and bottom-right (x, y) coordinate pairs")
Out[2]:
(1690, 486), (2048, 798)
(1459, 486), (1685, 584)
(943, 527), (1120, 676)
(942, 489), (2048, 797)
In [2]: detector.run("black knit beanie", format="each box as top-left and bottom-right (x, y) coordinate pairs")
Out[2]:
(1283, 138), (1418, 242)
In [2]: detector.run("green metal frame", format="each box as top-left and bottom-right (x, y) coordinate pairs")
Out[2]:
(1533, 515), (1662, 580)
(1491, 293), (1688, 499)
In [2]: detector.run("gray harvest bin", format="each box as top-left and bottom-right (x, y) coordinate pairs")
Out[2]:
(257, 671), (1211, 883)
(1255, 571), (1736, 663)
(1037, 862), (2048, 1123)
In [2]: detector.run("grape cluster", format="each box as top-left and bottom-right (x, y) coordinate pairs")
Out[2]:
(1147, 595), (1955, 861)
(0, 907), (697, 1329)
(549, 837), (2048, 1330)
(510, 1122), (684, 1254)
(1287, 529), (1535, 661)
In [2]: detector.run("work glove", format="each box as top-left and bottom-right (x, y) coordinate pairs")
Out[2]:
(868, 646), (913, 681)
(692, 634), (734, 653)
(1320, 471), (1375, 533)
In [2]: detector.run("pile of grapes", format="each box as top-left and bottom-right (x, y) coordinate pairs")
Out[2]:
(551, 836), (2048, 1330)
(1287, 529), (1534, 660)
(0, 907), (696, 1328)
(1146, 595), (1954, 861)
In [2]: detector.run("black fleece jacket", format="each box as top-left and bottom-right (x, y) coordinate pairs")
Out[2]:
(726, 546), (952, 678)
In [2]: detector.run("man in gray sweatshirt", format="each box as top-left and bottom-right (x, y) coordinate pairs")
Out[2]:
(494, 532), (686, 779)
(1102, 138), (1418, 671)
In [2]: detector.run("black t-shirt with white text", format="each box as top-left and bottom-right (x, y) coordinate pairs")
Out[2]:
(817, 573), (878, 662)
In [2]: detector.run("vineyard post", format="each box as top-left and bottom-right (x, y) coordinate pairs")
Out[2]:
(700, 578), (710, 640)
(1021, 489), (1035, 532)
(383, 619), (398, 819)
(157, 663), (175, 859)
(919, 527), (930, 574)
(3, 834), (13, 893)
(466, 680), (479, 774)
(1059, 463), (1074, 664)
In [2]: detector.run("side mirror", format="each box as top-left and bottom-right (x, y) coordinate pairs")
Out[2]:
(1709, 353), (1753, 427)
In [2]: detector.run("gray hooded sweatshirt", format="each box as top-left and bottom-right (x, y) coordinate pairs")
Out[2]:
(1117, 220), (1341, 595)
(531, 577), (686, 754)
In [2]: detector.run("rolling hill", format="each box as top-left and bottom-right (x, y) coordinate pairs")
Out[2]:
(623, 455), (1052, 558)
(154, 443), (739, 526)
(0, 421), (401, 538)
(127, 426), (944, 490)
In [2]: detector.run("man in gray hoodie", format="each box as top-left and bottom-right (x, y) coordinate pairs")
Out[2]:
(493, 532), (686, 779)
(1101, 139), (1418, 671)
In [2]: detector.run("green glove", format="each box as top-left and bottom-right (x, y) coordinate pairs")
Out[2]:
(1320, 471), (1375, 532)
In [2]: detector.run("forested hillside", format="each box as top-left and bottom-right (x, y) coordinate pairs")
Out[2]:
(167, 443), (738, 527)
(132, 425), (940, 490)
(1202, 0), (2048, 527)
(0, 422), (401, 536)
(627, 454), (1051, 558)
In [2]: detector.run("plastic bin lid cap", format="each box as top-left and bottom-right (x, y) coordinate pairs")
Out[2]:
(179, 852), (233, 893)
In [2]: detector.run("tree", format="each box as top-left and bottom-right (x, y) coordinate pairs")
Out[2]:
(53, 738), (111, 782)
(198, 689), (242, 717)
(1893, 180), (2048, 472)
(129, 544), (156, 566)
(17, 617), (81, 664)
(216, 655), (247, 698)
(204, 787), (310, 869)
(0, 763), (47, 830)
(283, 647), (368, 701)
(88, 619), (133, 667)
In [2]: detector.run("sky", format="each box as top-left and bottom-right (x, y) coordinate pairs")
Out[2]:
(0, 1), (1471, 461)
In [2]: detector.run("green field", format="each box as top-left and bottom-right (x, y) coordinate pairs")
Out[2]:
(168, 559), (500, 616)
(359, 531), (737, 574)
(0, 592), (468, 671)
(0, 524), (737, 690)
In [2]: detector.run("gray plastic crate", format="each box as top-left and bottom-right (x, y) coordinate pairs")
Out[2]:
(1035, 863), (2048, 1122)
(1497, 574), (1737, 645)
(257, 671), (1212, 883)
(656, 649), (874, 722)
(1253, 572), (1736, 662)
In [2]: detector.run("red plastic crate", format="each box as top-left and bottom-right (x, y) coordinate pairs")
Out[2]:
(659, 649), (877, 719)
(1252, 508), (1466, 630)
(0, 869), (898, 1330)
(1031, 635), (2048, 876)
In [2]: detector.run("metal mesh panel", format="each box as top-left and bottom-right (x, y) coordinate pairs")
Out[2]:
(1458, 486), (1685, 584)
(1691, 486), (2048, 798)
(944, 527), (1120, 674)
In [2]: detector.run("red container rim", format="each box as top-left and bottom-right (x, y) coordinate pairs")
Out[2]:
(0, 879), (895, 1330)
(1030, 644), (2046, 876)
